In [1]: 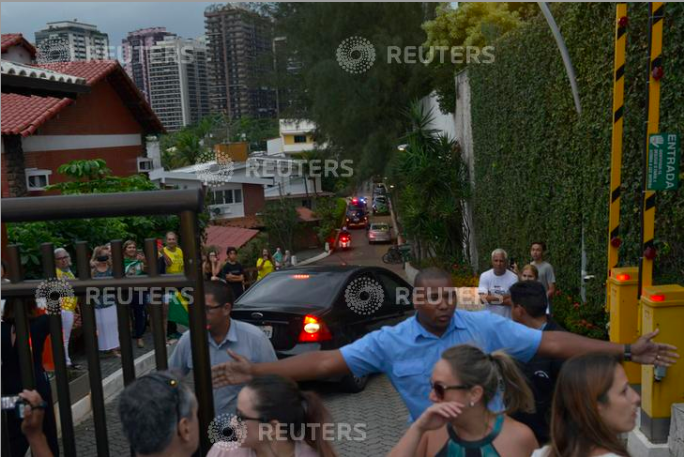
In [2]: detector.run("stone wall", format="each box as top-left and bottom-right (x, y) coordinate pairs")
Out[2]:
(1, 135), (28, 198)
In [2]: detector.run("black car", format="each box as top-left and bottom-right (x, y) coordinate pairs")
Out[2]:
(232, 266), (414, 392)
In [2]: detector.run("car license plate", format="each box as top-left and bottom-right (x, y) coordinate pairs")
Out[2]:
(259, 326), (273, 338)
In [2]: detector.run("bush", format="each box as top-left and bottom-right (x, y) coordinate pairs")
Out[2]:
(468, 3), (684, 314)
(551, 289), (608, 340)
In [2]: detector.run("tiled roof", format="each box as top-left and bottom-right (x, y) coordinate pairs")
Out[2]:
(213, 215), (264, 230)
(205, 225), (260, 253)
(1, 33), (36, 57)
(1, 93), (73, 136)
(1, 60), (164, 136)
(38, 60), (119, 86)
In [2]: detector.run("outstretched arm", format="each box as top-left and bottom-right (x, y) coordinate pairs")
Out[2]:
(538, 328), (678, 366)
(212, 349), (351, 387)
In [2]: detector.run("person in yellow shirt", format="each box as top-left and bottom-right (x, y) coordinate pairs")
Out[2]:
(256, 249), (275, 281)
(163, 232), (184, 340)
(163, 232), (184, 274)
(54, 248), (79, 369)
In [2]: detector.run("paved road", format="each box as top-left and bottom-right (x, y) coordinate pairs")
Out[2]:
(70, 193), (411, 456)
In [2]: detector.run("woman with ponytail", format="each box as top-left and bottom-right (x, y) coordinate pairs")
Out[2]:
(389, 344), (538, 457)
(533, 353), (639, 457)
(207, 374), (337, 457)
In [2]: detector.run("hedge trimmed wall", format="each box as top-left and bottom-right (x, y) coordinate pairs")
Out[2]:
(469, 3), (683, 308)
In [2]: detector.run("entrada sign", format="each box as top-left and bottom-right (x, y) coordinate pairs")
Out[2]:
(647, 133), (680, 191)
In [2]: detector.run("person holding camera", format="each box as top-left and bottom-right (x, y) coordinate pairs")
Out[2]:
(478, 249), (519, 319)
(17, 390), (53, 457)
(2, 301), (59, 456)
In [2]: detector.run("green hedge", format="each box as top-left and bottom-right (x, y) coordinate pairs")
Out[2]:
(469, 3), (684, 313)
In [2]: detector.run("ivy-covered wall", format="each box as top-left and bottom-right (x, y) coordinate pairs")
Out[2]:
(469, 3), (683, 309)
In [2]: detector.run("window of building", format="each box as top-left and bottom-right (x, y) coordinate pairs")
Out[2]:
(25, 169), (52, 191)
(211, 188), (243, 205)
(293, 135), (307, 144)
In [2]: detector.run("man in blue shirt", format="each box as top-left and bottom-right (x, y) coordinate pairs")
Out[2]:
(169, 281), (277, 416)
(212, 268), (678, 421)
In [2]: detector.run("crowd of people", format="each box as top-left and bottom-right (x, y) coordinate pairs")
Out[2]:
(3, 241), (679, 457)
(0, 231), (297, 456)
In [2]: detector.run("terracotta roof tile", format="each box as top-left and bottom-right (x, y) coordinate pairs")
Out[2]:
(1, 60), (164, 136)
(205, 225), (260, 253)
(212, 215), (264, 230)
(0, 93), (72, 136)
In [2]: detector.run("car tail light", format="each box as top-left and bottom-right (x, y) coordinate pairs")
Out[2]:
(650, 294), (666, 302)
(298, 315), (332, 343)
(616, 273), (631, 281)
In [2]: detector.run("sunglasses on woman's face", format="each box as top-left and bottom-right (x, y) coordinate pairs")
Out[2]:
(430, 381), (471, 400)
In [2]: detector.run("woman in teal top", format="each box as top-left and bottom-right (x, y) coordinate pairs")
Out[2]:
(123, 240), (147, 348)
(389, 344), (539, 457)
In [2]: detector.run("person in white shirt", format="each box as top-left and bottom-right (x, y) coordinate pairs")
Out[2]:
(478, 249), (519, 319)
(532, 353), (639, 457)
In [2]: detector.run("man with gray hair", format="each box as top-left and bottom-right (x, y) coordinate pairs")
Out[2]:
(118, 371), (199, 457)
(478, 248), (519, 319)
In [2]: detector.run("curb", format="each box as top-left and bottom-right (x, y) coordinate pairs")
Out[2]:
(54, 341), (178, 435)
(297, 249), (332, 266)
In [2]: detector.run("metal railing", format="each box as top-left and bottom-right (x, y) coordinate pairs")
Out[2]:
(1, 189), (214, 456)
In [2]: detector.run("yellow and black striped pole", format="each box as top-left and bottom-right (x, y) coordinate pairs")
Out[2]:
(638, 2), (665, 299)
(607, 3), (628, 300)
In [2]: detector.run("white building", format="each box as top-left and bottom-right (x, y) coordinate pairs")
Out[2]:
(35, 20), (109, 62)
(267, 119), (321, 156)
(148, 36), (210, 131)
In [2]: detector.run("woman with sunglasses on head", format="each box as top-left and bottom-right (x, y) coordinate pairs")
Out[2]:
(389, 344), (538, 457)
(208, 374), (336, 457)
(532, 353), (639, 457)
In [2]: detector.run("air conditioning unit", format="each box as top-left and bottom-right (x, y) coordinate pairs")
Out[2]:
(137, 157), (154, 172)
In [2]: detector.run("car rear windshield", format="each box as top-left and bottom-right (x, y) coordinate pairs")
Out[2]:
(371, 224), (389, 230)
(236, 271), (346, 306)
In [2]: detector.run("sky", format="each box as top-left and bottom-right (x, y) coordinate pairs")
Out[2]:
(1, 2), (214, 55)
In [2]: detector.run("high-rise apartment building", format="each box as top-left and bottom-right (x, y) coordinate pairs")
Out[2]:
(148, 36), (210, 131)
(122, 27), (176, 103)
(35, 20), (109, 62)
(204, 3), (277, 120)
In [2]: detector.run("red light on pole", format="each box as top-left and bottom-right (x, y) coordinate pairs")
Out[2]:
(618, 16), (628, 28)
(610, 237), (622, 248)
(652, 66), (664, 81)
(644, 246), (657, 260)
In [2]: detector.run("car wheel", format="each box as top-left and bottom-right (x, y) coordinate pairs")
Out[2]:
(340, 373), (369, 393)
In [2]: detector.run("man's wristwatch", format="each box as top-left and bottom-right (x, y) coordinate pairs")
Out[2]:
(624, 344), (632, 362)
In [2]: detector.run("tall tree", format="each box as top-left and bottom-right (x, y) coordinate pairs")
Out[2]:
(273, 2), (435, 181)
(423, 2), (538, 112)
